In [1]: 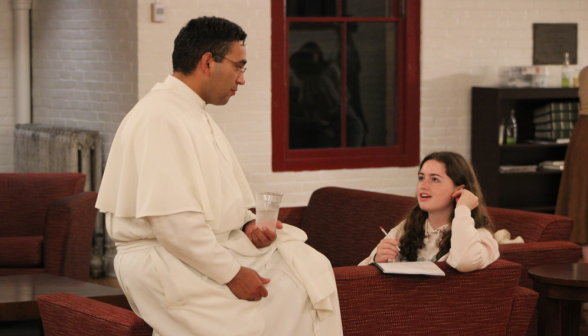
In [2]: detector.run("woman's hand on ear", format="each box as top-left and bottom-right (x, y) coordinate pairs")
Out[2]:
(453, 189), (479, 211)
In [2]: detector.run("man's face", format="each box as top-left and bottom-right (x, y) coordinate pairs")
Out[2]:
(208, 41), (246, 105)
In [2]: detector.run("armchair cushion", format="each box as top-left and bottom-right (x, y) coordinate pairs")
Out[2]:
(0, 173), (85, 237)
(0, 236), (43, 267)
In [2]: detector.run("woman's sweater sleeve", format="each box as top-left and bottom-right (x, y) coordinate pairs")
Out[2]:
(358, 221), (406, 266)
(446, 205), (500, 272)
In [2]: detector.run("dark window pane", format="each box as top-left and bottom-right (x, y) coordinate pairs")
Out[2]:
(343, 0), (392, 17)
(289, 23), (342, 149)
(342, 22), (398, 147)
(287, 0), (337, 17)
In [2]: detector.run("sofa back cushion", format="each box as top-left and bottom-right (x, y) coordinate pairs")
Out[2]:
(488, 206), (573, 242)
(0, 236), (44, 267)
(0, 173), (86, 237)
(299, 187), (417, 267)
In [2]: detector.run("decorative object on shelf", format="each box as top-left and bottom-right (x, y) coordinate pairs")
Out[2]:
(498, 118), (505, 145)
(539, 160), (565, 171)
(499, 66), (548, 88)
(505, 109), (518, 145)
(562, 52), (573, 88)
(499, 165), (538, 173)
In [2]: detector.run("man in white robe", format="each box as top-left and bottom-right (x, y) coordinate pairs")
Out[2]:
(95, 17), (343, 336)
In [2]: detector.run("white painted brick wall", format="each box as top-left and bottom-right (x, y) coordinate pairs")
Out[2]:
(136, 0), (588, 207)
(421, 0), (588, 159)
(0, 0), (14, 172)
(31, 0), (138, 166)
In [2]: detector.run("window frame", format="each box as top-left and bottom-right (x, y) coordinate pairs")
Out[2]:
(271, 0), (421, 172)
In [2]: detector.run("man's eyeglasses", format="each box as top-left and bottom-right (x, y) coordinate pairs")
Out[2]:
(218, 56), (246, 75)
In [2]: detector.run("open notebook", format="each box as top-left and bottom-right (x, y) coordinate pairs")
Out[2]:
(370, 261), (445, 276)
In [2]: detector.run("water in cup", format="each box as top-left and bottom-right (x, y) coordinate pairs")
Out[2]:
(255, 192), (283, 231)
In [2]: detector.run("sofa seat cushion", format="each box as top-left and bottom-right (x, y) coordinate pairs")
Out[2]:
(0, 236), (43, 267)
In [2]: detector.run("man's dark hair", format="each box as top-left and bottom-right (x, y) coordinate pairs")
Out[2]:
(172, 17), (247, 75)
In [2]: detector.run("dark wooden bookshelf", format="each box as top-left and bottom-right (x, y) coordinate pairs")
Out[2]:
(471, 87), (579, 213)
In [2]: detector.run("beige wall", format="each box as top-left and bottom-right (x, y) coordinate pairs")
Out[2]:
(31, 0), (138, 165)
(137, 0), (588, 206)
(0, 0), (14, 172)
(0, 0), (586, 205)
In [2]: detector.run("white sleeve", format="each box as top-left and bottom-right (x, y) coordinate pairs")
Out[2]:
(358, 221), (406, 266)
(244, 209), (256, 227)
(446, 205), (500, 272)
(150, 211), (241, 285)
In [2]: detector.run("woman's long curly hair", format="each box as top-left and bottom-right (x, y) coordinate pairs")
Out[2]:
(398, 152), (494, 261)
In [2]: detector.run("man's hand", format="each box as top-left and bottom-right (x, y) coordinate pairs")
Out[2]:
(227, 267), (270, 301)
(244, 220), (283, 248)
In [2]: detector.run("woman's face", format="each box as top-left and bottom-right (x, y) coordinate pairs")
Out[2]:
(417, 160), (461, 215)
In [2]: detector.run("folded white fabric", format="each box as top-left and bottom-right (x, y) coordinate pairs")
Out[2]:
(494, 229), (524, 244)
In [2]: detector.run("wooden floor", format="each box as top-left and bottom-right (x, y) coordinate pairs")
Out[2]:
(87, 276), (121, 289)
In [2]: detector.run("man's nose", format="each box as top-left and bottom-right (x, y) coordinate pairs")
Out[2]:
(237, 73), (245, 85)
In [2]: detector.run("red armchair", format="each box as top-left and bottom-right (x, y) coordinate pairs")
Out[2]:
(37, 260), (535, 336)
(279, 187), (577, 335)
(0, 173), (98, 281)
(37, 293), (152, 336)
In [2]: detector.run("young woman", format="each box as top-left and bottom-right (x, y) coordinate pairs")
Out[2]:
(359, 152), (500, 272)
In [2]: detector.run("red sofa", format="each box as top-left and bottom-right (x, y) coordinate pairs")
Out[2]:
(36, 186), (542, 335)
(37, 260), (536, 336)
(279, 187), (580, 335)
(0, 173), (98, 281)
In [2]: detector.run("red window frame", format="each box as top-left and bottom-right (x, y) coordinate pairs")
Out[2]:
(271, 0), (420, 172)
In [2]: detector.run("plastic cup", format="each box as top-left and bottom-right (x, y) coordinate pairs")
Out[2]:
(255, 192), (283, 231)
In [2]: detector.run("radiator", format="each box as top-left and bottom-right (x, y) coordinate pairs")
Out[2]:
(14, 124), (107, 277)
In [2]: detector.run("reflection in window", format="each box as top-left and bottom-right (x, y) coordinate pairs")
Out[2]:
(343, 0), (391, 17)
(288, 21), (397, 150)
(287, 0), (337, 17)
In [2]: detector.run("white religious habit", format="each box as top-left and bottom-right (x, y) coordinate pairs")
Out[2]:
(96, 75), (343, 336)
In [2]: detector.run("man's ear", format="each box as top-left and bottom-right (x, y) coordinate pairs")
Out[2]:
(199, 52), (214, 76)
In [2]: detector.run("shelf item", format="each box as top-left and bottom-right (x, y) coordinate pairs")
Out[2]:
(499, 165), (537, 173)
(471, 87), (579, 213)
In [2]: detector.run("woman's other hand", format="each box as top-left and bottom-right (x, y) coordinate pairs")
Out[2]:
(453, 189), (479, 211)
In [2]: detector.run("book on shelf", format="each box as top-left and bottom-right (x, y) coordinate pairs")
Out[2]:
(499, 165), (538, 173)
(533, 111), (578, 124)
(534, 120), (575, 131)
(538, 160), (564, 171)
(533, 102), (580, 117)
(527, 138), (570, 144)
(534, 129), (573, 140)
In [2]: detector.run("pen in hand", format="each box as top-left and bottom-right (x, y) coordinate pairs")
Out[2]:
(379, 226), (401, 263)
(379, 226), (401, 252)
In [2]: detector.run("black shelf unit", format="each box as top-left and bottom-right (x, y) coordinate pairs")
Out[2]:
(471, 87), (579, 213)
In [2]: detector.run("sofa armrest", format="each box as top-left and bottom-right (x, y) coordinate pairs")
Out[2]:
(489, 207), (573, 242)
(37, 293), (152, 336)
(334, 259), (521, 336)
(278, 206), (306, 228)
(44, 191), (98, 281)
(499, 241), (581, 289)
(506, 286), (539, 336)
